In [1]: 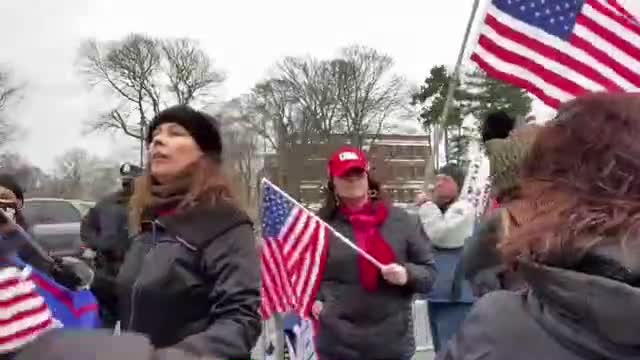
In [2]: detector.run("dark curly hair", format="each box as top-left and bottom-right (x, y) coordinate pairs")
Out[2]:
(499, 92), (640, 268)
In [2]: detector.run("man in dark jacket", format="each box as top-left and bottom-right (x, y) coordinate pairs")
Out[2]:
(81, 163), (142, 328)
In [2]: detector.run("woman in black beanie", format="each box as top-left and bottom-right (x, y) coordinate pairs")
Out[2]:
(116, 105), (261, 359)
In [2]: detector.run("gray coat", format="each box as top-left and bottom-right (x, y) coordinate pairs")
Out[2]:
(438, 261), (640, 360)
(315, 205), (436, 360)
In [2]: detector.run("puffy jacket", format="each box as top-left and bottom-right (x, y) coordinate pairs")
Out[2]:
(81, 191), (132, 327)
(81, 191), (130, 253)
(116, 202), (262, 359)
(439, 260), (640, 360)
(315, 205), (436, 360)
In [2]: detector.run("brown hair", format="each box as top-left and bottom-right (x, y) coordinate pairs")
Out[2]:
(317, 175), (388, 221)
(129, 156), (235, 233)
(499, 93), (640, 268)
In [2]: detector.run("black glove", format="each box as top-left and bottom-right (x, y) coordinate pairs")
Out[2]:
(50, 258), (85, 290)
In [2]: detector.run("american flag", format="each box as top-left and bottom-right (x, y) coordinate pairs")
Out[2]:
(471, 0), (640, 109)
(259, 180), (328, 320)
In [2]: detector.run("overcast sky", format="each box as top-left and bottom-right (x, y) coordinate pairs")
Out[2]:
(1, 0), (639, 171)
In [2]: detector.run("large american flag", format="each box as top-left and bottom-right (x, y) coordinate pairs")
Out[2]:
(471, 0), (640, 109)
(259, 180), (328, 320)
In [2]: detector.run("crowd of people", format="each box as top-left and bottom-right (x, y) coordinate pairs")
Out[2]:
(0, 92), (636, 359)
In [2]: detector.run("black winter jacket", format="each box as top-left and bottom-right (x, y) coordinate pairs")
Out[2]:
(81, 190), (131, 253)
(116, 202), (262, 359)
(81, 191), (132, 327)
(439, 260), (640, 360)
(315, 205), (436, 360)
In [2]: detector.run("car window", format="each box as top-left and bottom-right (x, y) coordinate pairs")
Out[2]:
(72, 202), (94, 217)
(23, 201), (82, 225)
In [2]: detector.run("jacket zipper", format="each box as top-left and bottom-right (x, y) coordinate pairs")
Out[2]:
(127, 221), (158, 330)
(126, 220), (197, 330)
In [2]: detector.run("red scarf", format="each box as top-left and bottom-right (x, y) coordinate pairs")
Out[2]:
(340, 201), (395, 292)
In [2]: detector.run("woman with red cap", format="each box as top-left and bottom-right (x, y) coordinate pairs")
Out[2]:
(313, 146), (436, 360)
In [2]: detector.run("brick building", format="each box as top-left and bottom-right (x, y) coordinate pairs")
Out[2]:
(263, 133), (430, 208)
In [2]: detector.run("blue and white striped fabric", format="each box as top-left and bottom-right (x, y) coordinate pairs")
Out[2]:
(296, 319), (316, 360)
(284, 316), (317, 360)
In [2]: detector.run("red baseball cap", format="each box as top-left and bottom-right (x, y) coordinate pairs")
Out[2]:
(327, 146), (369, 177)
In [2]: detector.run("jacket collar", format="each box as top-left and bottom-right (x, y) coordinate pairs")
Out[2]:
(521, 261), (640, 357)
(155, 201), (252, 249)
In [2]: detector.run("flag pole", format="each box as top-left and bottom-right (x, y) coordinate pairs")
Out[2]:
(424, 0), (483, 183)
(261, 178), (384, 270)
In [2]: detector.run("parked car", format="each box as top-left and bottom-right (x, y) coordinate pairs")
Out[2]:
(22, 198), (96, 256)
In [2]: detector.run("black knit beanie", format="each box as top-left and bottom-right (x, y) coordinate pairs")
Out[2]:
(146, 105), (222, 158)
(0, 174), (24, 202)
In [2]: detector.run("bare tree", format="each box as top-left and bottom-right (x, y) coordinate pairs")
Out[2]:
(0, 69), (22, 146)
(241, 79), (307, 197)
(79, 34), (225, 143)
(0, 152), (48, 193)
(217, 105), (260, 215)
(276, 57), (343, 139)
(333, 45), (409, 148)
(161, 39), (226, 105)
(238, 46), (408, 200)
(51, 148), (118, 200)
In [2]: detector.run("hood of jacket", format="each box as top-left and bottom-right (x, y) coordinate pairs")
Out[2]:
(520, 260), (640, 358)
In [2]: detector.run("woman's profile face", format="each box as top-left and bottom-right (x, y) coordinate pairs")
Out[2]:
(0, 188), (18, 222)
(333, 169), (369, 201)
(149, 122), (203, 184)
